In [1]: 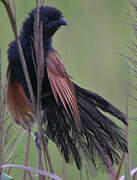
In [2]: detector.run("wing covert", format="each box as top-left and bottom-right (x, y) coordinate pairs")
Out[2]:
(46, 49), (81, 129)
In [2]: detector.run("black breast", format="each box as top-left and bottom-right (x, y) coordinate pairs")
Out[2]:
(8, 39), (52, 103)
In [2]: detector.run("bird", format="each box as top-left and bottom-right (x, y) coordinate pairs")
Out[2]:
(7, 6), (128, 171)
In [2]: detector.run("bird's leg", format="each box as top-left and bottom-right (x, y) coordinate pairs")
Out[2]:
(34, 131), (49, 150)
(28, 98), (37, 108)
(29, 94), (50, 149)
(34, 131), (41, 150)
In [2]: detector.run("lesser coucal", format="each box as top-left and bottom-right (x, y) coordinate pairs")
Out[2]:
(7, 6), (128, 170)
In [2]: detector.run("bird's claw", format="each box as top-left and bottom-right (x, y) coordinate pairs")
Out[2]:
(34, 131), (49, 150)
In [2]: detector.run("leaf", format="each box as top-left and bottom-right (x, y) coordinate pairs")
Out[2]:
(1, 173), (15, 180)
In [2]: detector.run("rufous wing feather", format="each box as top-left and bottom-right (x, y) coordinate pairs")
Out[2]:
(46, 49), (81, 129)
(7, 64), (34, 130)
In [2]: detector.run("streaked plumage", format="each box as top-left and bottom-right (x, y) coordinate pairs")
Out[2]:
(7, 6), (128, 170)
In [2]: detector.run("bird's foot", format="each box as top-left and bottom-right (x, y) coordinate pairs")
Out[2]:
(34, 131), (49, 150)
(28, 99), (37, 108)
(34, 131), (41, 150)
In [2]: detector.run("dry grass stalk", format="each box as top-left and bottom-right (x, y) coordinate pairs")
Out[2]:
(0, 49), (24, 178)
(2, 117), (19, 162)
(107, 164), (116, 180)
(0, 49), (3, 180)
(0, 49), (19, 178)
(115, 153), (126, 180)
(34, 0), (54, 178)
(80, 171), (83, 180)
(42, 136), (54, 174)
(6, 130), (26, 162)
(28, 171), (34, 180)
(125, 83), (131, 180)
(85, 162), (89, 180)
(104, 157), (116, 180)
(34, 1), (45, 180)
(119, 1), (137, 179)
(117, 83), (131, 180)
(23, 130), (31, 180)
(62, 157), (66, 180)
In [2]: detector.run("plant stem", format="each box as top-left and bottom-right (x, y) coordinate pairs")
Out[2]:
(115, 153), (126, 180)
(34, 1), (47, 179)
(6, 130), (26, 162)
(42, 136), (54, 174)
(108, 164), (116, 180)
(85, 162), (89, 180)
(62, 157), (67, 180)
(125, 82), (131, 180)
(28, 171), (34, 180)
(0, 49), (2, 180)
(23, 130), (31, 180)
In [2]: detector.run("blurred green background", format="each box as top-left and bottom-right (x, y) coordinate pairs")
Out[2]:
(0, 0), (137, 179)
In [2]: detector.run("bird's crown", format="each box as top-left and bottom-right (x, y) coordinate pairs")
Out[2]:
(22, 6), (67, 38)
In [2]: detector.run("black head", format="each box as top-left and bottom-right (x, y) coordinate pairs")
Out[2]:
(22, 6), (67, 39)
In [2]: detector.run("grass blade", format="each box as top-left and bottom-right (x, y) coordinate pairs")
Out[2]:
(0, 164), (62, 180)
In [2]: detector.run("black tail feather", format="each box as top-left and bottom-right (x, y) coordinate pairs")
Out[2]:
(73, 83), (127, 125)
(77, 95), (127, 166)
(42, 83), (128, 170)
(43, 102), (82, 169)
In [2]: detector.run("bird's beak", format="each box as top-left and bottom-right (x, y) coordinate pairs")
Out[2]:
(58, 18), (67, 26)
(49, 18), (67, 28)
